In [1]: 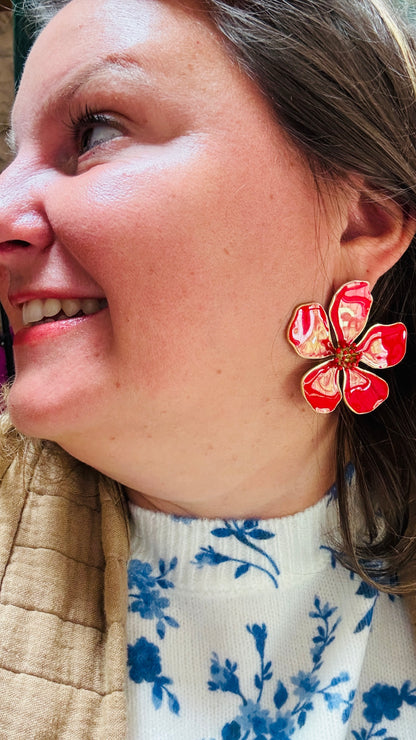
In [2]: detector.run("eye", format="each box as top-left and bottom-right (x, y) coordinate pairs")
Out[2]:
(70, 107), (124, 156)
(79, 117), (123, 155)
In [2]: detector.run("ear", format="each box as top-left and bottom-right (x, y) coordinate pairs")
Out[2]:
(336, 186), (416, 289)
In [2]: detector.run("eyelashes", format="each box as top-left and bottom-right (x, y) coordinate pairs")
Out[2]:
(67, 103), (124, 156)
(68, 102), (103, 130)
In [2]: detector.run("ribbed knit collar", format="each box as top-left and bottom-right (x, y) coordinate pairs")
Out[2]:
(128, 493), (339, 592)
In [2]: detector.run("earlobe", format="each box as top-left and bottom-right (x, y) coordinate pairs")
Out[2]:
(338, 187), (416, 288)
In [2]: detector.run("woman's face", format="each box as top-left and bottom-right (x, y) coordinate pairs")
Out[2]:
(0, 0), (343, 498)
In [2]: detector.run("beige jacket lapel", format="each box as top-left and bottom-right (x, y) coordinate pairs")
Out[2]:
(0, 437), (129, 739)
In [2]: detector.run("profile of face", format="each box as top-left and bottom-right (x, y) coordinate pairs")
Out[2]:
(0, 0), (358, 508)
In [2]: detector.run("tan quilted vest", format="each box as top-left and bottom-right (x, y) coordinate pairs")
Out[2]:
(0, 435), (129, 738)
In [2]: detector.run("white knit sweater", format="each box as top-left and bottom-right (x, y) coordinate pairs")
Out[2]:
(126, 495), (416, 739)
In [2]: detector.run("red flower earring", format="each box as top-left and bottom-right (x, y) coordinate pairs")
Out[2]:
(287, 280), (407, 414)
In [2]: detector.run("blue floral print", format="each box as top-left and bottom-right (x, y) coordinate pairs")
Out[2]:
(351, 681), (416, 739)
(353, 581), (379, 634)
(126, 498), (416, 737)
(320, 546), (395, 634)
(325, 463), (354, 506)
(127, 557), (181, 715)
(127, 637), (180, 715)
(171, 515), (194, 524)
(325, 482), (338, 506)
(208, 597), (354, 739)
(128, 557), (179, 639)
(193, 520), (280, 587)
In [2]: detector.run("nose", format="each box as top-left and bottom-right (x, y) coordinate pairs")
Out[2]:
(0, 156), (54, 261)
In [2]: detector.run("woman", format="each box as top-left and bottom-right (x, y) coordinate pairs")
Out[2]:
(0, 0), (415, 737)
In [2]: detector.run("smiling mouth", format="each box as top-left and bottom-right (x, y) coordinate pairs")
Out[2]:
(22, 297), (108, 327)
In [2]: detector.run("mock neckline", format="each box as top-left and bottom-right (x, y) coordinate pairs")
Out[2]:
(128, 494), (339, 592)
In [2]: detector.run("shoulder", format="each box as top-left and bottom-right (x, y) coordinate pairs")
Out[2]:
(0, 412), (109, 532)
(0, 410), (129, 547)
(0, 411), (94, 491)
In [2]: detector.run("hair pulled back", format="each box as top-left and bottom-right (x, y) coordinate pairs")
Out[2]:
(18, 0), (416, 592)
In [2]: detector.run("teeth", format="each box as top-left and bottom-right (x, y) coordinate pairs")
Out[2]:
(22, 299), (43, 325)
(22, 297), (106, 326)
(82, 298), (101, 315)
(43, 298), (62, 317)
(61, 298), (83, 317)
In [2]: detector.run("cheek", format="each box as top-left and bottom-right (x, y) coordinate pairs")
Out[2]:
(48, 145), (327, 388)
(54, 146), (320, 286)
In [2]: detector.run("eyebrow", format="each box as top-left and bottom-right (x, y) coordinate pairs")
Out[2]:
(8, 52), (153, 155)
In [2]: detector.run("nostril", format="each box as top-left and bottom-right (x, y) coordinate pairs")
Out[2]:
(0, 240), (31, 249)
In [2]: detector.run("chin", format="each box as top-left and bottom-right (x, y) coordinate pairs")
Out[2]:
(6, 375), (86, 443)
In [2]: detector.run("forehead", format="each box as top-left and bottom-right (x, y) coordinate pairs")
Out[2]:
(12, 0), (225, 135)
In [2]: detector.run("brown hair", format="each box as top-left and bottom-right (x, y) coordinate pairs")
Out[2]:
(18, 0), (416, 591)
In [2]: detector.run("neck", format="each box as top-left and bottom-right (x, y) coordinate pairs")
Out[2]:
(125, 411), (338, 519)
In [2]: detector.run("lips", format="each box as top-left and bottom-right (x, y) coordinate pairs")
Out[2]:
(21, 297), (108, 326)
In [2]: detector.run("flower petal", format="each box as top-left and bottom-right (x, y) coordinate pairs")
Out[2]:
(302, 361), (342, 413)
(287, 303), (333, 359)
(343, 367), (389, 414)
(357, 322), (407, 369)
(329, 281), (372, 344)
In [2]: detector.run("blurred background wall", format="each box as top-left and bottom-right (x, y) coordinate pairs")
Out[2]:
(0, 1), (13, 173)
(0, 1), (16, 381)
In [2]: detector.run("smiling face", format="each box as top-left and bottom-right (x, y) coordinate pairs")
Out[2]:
(0, 0), (345, 512)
